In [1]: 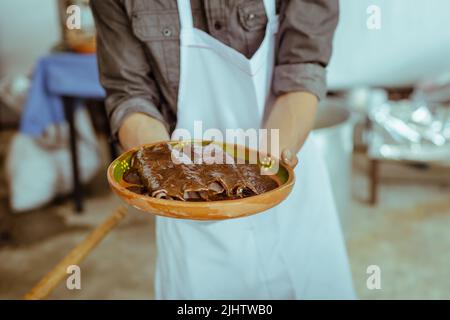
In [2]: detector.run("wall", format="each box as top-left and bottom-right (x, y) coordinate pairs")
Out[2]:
(1, 0), (450, 86)
(328, 0), (450, 89)
(0, 0), (60, 78)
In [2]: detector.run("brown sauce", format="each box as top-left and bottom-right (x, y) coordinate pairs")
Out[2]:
(120, 143), (279, 201)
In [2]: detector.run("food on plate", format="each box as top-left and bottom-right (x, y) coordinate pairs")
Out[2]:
(122, 143), (279, 201)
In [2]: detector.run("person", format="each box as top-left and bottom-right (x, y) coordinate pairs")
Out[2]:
(91, 0), (355, 299)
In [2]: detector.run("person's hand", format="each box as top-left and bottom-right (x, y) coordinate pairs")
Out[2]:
(281, 148), (299, 168)
(118, 113), (170, 150)
(263, 91), (318, 169)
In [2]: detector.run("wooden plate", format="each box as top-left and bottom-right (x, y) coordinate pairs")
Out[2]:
(107, 141), (295, 220)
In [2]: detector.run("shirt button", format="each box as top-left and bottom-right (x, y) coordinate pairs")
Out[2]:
(214, 21), (222, 30)
(162, 27), (172, 37)
(247, 13), (256, 21)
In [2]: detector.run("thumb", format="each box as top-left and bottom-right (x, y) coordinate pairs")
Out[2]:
(281, 148), (298, 168)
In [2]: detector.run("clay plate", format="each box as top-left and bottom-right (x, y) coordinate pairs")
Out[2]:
(107, 141), (295, 220)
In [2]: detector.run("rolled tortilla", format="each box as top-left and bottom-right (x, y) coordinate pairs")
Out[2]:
(132, 143), (278, 201)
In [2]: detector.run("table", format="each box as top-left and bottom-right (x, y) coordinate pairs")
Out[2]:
(21, 53), (114, 212)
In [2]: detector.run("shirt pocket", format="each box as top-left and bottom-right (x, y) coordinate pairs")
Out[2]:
(237, 0), (268, 32)
(131, 10), (180, 41)
(131, 11), (180, 84)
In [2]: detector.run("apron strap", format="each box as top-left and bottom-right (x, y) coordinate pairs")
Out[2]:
(263, 0), (277, 21)
(177, 0), (194, 30)
(178, 0), (276, 31)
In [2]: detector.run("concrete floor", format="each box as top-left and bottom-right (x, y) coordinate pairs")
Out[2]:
(0, 132), (449, 299)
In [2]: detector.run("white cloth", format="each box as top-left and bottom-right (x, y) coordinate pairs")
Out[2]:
(6, 108), (100, 212)
(155, 0), (355, 299)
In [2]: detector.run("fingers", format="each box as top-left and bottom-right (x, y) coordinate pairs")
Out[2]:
(119, 113), (170, 150)
(281, 148), (298, 168)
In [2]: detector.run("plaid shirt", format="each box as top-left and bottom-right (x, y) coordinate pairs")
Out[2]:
(91, 0), (339, 135)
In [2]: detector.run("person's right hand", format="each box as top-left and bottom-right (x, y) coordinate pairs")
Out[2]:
(118, 113), (170, 151)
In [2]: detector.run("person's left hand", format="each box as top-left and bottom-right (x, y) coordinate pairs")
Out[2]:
(263, 91), (318, 170)
(281, 148), (299, 168)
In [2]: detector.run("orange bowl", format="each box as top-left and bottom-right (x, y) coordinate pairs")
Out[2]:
(107, 141), (295, 220)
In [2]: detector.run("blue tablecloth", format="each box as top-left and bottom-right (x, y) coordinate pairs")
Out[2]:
(20, 53), (105, 136)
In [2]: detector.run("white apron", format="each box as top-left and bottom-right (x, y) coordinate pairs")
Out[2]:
(155, 0), (355, 299)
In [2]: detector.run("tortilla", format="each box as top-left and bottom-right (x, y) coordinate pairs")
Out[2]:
(126, 143), (278, 201)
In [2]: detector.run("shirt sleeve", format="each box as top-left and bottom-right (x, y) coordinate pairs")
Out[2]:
(274, 0), (339, 100)
(90, 0), (168, 137)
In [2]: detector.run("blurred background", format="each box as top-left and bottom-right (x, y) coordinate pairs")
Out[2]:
(1, 0), (449, 299)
